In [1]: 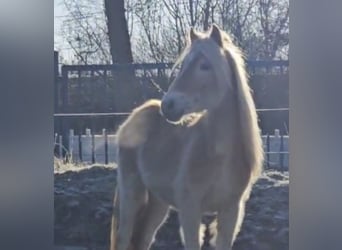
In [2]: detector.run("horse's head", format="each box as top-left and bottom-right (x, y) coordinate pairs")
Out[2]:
(161, 24), (235, 124)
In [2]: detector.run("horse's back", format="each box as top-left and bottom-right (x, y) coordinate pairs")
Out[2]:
(116, 99), (163, 148)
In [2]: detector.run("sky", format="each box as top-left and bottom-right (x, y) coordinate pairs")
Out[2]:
(54, 0), (65, 50)
(55, 0), (75, 62)
(54, 0), (105, 62)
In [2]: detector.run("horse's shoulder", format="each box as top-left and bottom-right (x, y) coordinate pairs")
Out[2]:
(116, 99), (162, 148)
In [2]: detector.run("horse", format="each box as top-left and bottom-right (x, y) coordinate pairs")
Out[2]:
(110, 24), (264, 250)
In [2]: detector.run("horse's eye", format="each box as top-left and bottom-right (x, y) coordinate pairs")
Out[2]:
(199, 61), (211, 71)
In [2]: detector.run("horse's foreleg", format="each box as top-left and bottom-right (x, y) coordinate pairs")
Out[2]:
(215, 200), (245, 250)
(178, 201), (202, 250)
(132, 192), (169, 250)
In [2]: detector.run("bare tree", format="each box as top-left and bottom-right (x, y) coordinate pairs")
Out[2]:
(257, 0), (289, 59)
(104, 0), (133, 64)
(60, 0), (111, 64)
(104, 0), (143, 111)
(189, 0), (195, 26)
(57, 0), (289, 64)
(133, 0), (166, 62)
(202, 0), (211, 30)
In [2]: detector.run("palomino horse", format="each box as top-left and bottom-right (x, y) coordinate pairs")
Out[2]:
(110, 24), (264, 250)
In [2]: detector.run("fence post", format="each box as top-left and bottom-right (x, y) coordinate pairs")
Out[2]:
(266, 134), (270, 168)
(91, 129), (95, 164)
(103, 129), (108, 165)
(61, 66), (70, 156)
(54, 52), (60, 156)
(78, 133), (83, 162)
(54, 133), (58, 157)
(274, 129), (280, 138)
(69, 129), (74, 161)
(274, 129), (280, 168)
(58, 135), (63, 159)
(280, 134), (284, 169)
(54, 51), (59, 112)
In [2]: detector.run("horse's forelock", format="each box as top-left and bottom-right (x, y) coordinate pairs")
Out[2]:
(198, 39), (232, 88)
(171, 44), (191, 75)
(172, 38), (231, 88)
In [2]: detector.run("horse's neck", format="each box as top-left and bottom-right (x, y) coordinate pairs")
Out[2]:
(202, 94), (238, 156)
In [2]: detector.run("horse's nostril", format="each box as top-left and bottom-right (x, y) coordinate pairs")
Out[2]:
(167, 99), (174, 110)
(162, 98), (175, 113)
(161, 97), (184, 122)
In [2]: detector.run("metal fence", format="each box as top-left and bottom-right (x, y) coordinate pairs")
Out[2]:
(54, 53), (289, 158)
(54, 128), (288, 170)
(55, 60), (288, 113)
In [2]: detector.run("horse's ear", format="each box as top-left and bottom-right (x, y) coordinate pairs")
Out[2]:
(189, 27), (199, 43)
(210, 24), (223, 47)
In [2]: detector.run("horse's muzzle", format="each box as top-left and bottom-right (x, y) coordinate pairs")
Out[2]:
(161, 97), (185, 122)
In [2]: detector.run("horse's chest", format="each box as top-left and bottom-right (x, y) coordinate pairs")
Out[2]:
(199, 162), (240, 211)
(137, 135), (237, 210)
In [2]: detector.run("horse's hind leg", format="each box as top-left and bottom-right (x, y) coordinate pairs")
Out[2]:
(215, 200), (246, 250)
(110, 148), (147, 250)
(114, 177), (147, 250)
(132, 192), (169, 250)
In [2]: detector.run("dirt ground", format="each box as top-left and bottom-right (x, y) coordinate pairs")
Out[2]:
(54, 162), (288, 250)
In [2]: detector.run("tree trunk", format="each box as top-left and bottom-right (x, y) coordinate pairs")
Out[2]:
(203, 0), (210, 30)
(189, 0), (194, 26)
(104, 0), (142, 112)
(105, 0), (133, 64)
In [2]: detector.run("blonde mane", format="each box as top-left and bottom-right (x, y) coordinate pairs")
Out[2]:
(222, 32), (264, 183)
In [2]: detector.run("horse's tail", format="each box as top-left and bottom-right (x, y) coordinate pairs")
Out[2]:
(116, 99), (162, 148)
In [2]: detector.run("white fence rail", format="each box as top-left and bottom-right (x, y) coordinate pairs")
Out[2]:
(55, 129), (288, 169)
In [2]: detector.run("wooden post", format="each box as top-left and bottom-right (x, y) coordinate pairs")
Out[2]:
(54, 51), (59, 112)
(61, 66), (69, 155)
(274, 129), (280, 138)
(54, 133), (58, 157)
(58, 135), (63, 159)
(266, 134), (270, 168)
(103, 129), (109, 165)
(274, 129), (280, 168)
(78, 133), (83, 162)
(61, 66), (69, 112)
(91, 129), (95, 164)
(69, 129), (74, 161)
(280, 134), (284, 169)
(85, 128), (92, 163)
